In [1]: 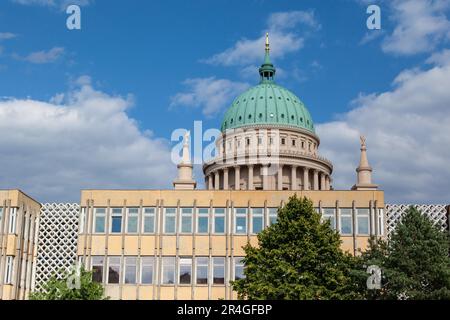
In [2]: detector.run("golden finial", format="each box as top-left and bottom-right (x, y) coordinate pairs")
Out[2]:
(265, 32), (270, 52)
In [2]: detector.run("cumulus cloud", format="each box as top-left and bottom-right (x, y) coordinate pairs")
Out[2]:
(317, 51), (450, 203)
(13, 47), (65, 64)
(382, 0), (450, 55)
(170, 77), (250, 117)
(203, 10), (319, 66)
(0, 77), (176, 202)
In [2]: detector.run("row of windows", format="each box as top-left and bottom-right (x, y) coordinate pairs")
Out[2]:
(91, 256), (244, 286)
(221, 136), (316, 153)
(322, 208), (384, 236)
(86, 207), (383, 236)
(88, 207), (278, 235)
(0, 208), (18, 234)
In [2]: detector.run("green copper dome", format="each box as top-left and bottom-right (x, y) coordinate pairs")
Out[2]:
(221, 34), (315, 133)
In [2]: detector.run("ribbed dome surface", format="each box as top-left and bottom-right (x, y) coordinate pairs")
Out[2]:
(221, 83), (315, 133)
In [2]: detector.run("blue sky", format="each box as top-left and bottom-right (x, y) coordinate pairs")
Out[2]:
(0, 0), (449, 203)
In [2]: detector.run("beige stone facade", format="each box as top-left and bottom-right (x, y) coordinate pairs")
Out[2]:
(78, 189), (385, 300)
(0, 190), (41, 300)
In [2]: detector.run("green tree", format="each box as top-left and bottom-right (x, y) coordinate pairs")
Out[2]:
(30, 266), (108, 300)
(231, 195), (361, 299)
(361, 206), (450, 300)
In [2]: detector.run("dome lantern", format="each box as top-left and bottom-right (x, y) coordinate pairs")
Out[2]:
(259, 33), (276, 83)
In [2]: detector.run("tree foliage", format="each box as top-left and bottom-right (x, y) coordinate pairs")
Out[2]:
(231, 195), (361, 299)
(29, 266), (108, 300)
(360, 206), (450, 300)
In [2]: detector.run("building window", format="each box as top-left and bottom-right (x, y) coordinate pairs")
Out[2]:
(322, 208), (336, 230)
(126, 208), (139, 233)
(108, 257), (121, 284)
(214, 208), (225, 234)
(179, 258), (192, 285)
(164, 208), (176, 234)
(378, 209), (384, 235)
(357, 208), (370, 235)
(246, 138), (250, 146)
(196, 257), (208, 285)
(212, 257), (225, 285)
(301, 141), (305, 149)
(143, 207), (155, 233)
(79, 207), (86, 233)
(180, 208), (193, 233)
(4, 256), (14, 284)
(124, 257), (137, 284)
(292, 140), (296, 146)
(234, 258), (245, 281)
(141, 257), (154, 284)
(268, 208), (278, 226)
(235, 208), (247, 234)
(197, 208), (209, 234)
(110, 208), (123, 233)
(92, 256), (104, 283)
(281, 138), (286, 145)
(340, 208), (353, 235)
(162, 257), (175, 284)
(251, 208), (264, 234)
(258, 137), (263, 145)
(94, 208), (106, 233)
(8, 208), (17, 234)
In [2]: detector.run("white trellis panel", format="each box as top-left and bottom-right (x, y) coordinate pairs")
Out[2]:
(386, 204), (449, 236)
(34, 203), (80, 291)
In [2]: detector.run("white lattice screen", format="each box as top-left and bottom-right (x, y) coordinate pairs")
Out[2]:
(386, 204), (449, 236)
(34, 203), (80, 291)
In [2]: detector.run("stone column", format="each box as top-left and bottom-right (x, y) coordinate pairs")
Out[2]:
(208, 174), (213, 190)
(248, 165), (254, 190)
(325, 175), (330, 190)
(303, 167), (309, 191)
(234, 166), (240, 191)
(277, 165), (283, 191)
(320, 173), (326, 191)
(262, 165), (269, 190)
(223, 168), (229, 190)
(215, 171), (220, 190)
(291, 165), (297, 190)
(313, 170), (319, 191)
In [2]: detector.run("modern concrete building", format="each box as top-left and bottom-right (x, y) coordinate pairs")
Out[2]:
(77, 189), (385, 300)
(0, 190), (41, 300)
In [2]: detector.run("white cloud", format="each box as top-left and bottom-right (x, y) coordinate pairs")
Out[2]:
(0, 32), (17, 41)
(317, 51), (450, 203)
(426, 48), (450, 65)
(382, 0), (450, 55)
(359, 30), (385, 45)
(268, 11), (321, 31)
(203, 10), (319, 66)
(0, 77), (176, 202)
(170, 77), (250, 117)
(14, 47), (65, 64)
